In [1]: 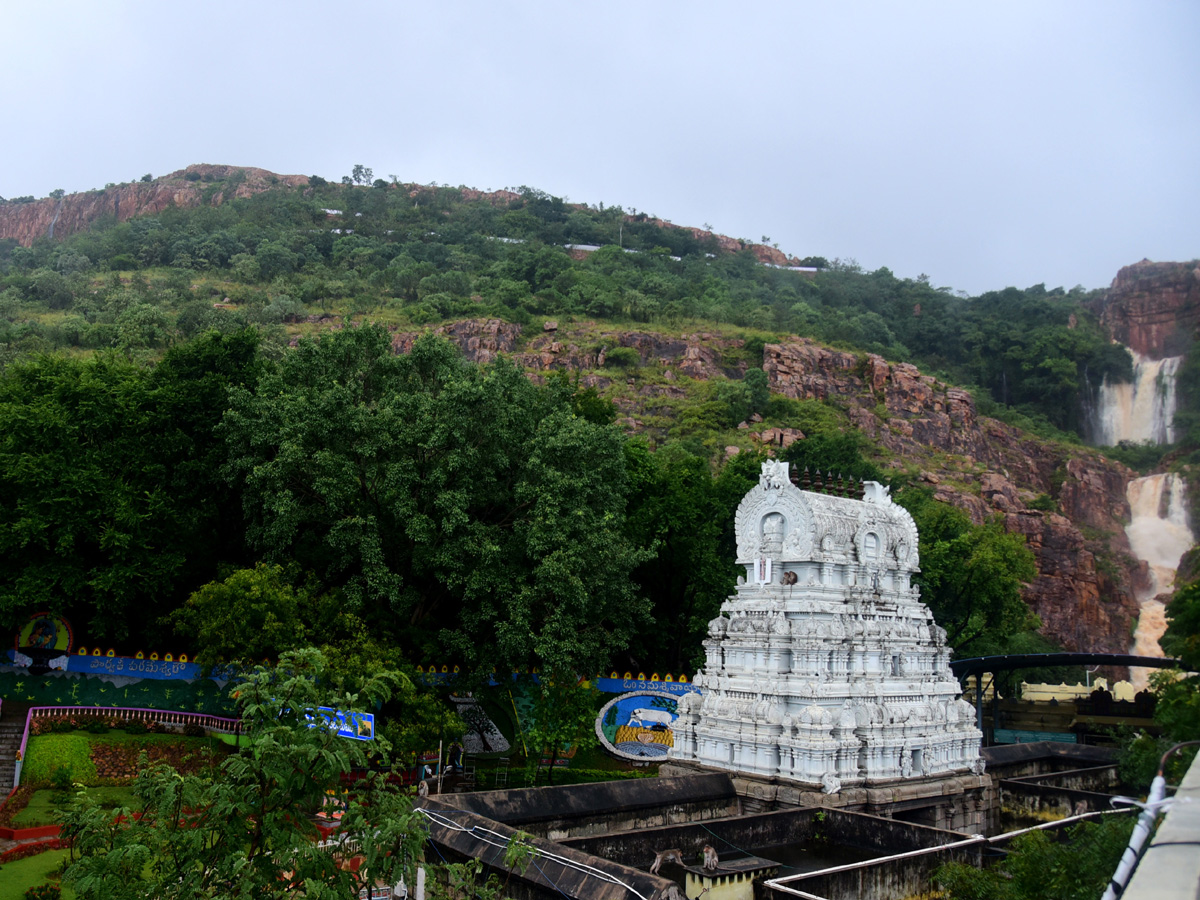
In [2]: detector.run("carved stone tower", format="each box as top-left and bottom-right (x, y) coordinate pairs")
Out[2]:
(670, 461), (984, 794)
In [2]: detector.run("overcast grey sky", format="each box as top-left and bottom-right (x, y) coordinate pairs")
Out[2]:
(3, 1), (1197, 295)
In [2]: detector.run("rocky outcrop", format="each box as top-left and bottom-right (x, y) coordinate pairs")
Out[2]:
(511, 329), (744, 380)
(1092, 259), (1200, 359)
(763, 339), (1141, 656)
(391, 318), (521, 364)
(0, 165), (309, 247)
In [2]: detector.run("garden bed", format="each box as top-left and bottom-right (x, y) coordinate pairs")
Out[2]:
(22, 729), (225, 787)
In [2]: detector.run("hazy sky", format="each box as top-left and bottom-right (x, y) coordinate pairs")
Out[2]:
(4, 1), (1197, 295)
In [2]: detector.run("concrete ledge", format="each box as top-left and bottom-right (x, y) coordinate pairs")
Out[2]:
(982, 741), (1116, 769)
(562, 805), (967, 870)
(435, 773), (737, 827)
(420, 799), (681, 900)
(1123, 751), (1200, 900)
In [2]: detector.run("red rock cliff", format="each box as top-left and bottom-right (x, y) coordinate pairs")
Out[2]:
(1093, 259), (1200, 359)
(0, 165), (309, 247)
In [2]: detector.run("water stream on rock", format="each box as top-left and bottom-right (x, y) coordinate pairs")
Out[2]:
(1094, 350), (1182, 445)
(1125, 473), (1194, 687)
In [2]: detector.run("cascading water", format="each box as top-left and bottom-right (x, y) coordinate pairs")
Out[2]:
(1126, 473), (1194, 687)
(1094, 350), (1183, 446)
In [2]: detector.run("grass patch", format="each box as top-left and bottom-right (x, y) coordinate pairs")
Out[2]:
(0, 848), (74, 900)
(23, 731), (226, 787)
(12, 786), (137, 828)
(22, 735), (96, 787)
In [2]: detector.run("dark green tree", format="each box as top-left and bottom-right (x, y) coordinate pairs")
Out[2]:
(221, 326), (649, 675)
(894, 488), (1038, 655)
(0, 330), (261, 643)
(623, 441), (743, 673)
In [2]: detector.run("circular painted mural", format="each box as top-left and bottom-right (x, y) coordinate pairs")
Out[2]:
(596, 690), (694, 762)
(17, 612), (73, 652)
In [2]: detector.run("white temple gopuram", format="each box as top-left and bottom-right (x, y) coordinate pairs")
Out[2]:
(670, 460), (984, 796)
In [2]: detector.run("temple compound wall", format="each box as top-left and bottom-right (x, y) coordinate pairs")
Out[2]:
(665, 461), (990, 830)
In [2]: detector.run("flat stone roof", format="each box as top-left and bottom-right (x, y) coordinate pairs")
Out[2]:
(435, 773), (736, 824)
(685, 855), (779, 876)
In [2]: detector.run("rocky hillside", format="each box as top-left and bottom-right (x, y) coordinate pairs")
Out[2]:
(367, 315), (1145, 657)
(0, 165), (802, 268)
(2, 164), (1187, 662)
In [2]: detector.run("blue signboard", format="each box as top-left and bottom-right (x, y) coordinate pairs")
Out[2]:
(594, 677), (700, 696)
(596, 691), (681, 760)
(311, 707), (375, 741)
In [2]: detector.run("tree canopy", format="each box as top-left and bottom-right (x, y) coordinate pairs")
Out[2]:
(0, 329), (261, 641)
(894, 488), (1038, 657)
(221, 325), (650, 675)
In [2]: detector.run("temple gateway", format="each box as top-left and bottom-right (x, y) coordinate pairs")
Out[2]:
(668, 461), (987, 824)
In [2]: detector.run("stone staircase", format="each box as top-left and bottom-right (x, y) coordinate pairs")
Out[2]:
(0, 721), (25, 789)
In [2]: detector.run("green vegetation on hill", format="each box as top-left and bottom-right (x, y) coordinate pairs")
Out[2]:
(0, 168), (1162, 681)
(0, 172), (1150, 437)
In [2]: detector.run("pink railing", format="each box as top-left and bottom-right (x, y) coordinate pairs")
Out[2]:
(14, 706), (242, 788)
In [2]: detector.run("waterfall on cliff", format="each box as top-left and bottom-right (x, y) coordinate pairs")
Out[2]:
(1094, 350), (1183, 446)
(1126, 473), (1195, 685)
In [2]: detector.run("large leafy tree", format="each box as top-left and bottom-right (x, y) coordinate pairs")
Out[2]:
(622, 442), (757, 674)
(61, 648), (427, 900)
(221, 325), (649, 675)
(0, 329), (261, 643)
(894, 488), (1038, 656)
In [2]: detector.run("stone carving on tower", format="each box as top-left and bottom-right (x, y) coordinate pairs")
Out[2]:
(671, 462), (984, 788)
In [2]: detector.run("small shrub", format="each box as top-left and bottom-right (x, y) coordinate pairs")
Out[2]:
(50, 720), (73, 734)
(50, 766), (72, 792)
(122, 720), (148, 735)
(24, 883), (62, 899)
(84, 718), (108, 734)
(1028, 493), (1057, 512)
(183, 723), (206, 738)
(603, 346), (641, 369)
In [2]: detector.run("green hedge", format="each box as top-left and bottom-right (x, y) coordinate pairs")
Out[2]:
(22, 735), (98, 787)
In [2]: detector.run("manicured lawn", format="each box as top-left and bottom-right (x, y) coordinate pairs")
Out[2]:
(0, 849), (74, 900)
(13, 786), (138, 827)
(23, 730), (226, 786)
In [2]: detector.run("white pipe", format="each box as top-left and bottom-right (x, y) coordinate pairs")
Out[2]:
(1101, 775), (1168, 900)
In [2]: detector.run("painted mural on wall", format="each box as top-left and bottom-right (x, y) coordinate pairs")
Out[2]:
(0, 668), (235, 715)
(596, 691), (683, 761)
(17, 613), (73, 653)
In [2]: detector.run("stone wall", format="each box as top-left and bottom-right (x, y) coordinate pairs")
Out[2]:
(561, 806), (963, 869)
(434, 774), (739, 841)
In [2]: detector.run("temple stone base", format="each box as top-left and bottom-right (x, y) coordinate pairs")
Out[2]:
(661, 760), (997, 833)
